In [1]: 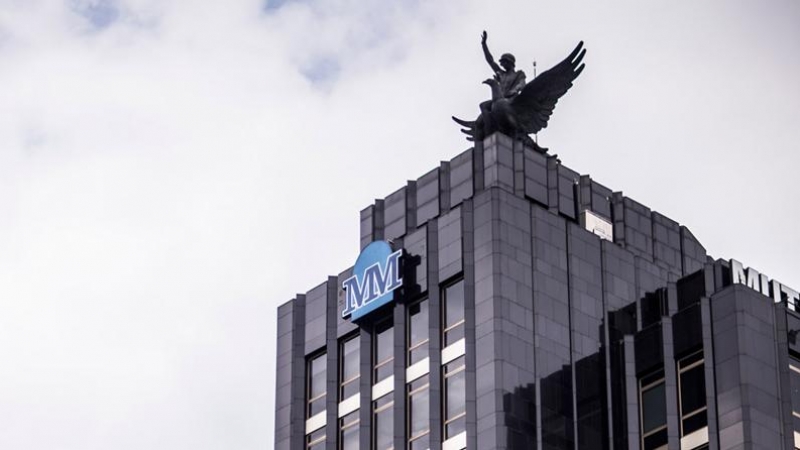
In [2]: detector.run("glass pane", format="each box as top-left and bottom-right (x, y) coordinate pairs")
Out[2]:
(444, 361), (466, 420)
(444, 281), (464, 328)
(641, 382), (666, 433)
(308, 354), (327, 416)
(374, 398), (394, 449)
(682, 410), (707, 436)
(310, 354), (326, 397)
(375, 322), (394, 382)
(790, 362), (800, 414)
(410, 434), (430, 450)
(679, 365), (706, 415)
(444, 325), (465, 348)
(642, 428), (667, 450)
(342, 379), (359, 400)
(445, 416), (466, 439)
(340, 412), (360, 450)
(409, 382), (430, 437)
(306, 429), (326, 450)
(342, 337), (360, 382)
(408, 300), (429, 365)
(341, 427), (359, 450)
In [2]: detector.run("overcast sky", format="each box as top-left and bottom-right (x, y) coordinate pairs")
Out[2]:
(1, 1), (798, 448)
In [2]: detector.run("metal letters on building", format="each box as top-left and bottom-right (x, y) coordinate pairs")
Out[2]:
(730, 258), (800, 311)
(342, 241), (403, 321)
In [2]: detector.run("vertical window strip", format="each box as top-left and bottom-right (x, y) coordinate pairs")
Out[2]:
(443, 355), (467, 439)
(375, 321), (395, 383)
(340, 335), (360, 400)
(639, 371), (667, 450)
(442, 280), (465, 348)
(677, 351), (708, 438)
(408, 299), (430, 366)
(307, 352), (327, 419)
(373, 394), (395, 450)
(306, 428), (326, 449)
(408, 375), (431, 449)
(338, 410), (360, 450)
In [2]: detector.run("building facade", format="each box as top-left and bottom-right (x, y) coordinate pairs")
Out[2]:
(274, 133), (800, 450)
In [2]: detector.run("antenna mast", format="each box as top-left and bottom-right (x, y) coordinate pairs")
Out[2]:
(533, 60), (538, 145)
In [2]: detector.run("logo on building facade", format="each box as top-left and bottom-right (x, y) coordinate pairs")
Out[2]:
(342, 241), (403, 321)
(730, 259), (799, 311)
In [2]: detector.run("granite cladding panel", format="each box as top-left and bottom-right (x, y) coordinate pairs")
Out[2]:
(567, 223), (606, 450)
(557, 165), (579, 219)
(384, 186), (407, 241)
(590, 179), (612, 220)
(473, 188), (538, 449)
(681, 226), (708, 276)
(483, 133), (515, 192)
(438, 206), (463, 282)
(621, 196), (654, 259)
(336, 267), (357, 338)
(601, 241), (637, 313)
(404, 226), (428, 297)
(531, 205), (575, 449)
(524, 149), (548, 206)
(304, 282), (328, 354)
(712, 285), (784, 450)
(652, 212), (682, 276)
(471, 189), (499, 447)
(360, 205), (374, 250)
(449, 148), (474, 208)
(416, 168), (440, 227)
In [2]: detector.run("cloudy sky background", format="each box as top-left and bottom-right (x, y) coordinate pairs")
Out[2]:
(1, 0), (798, 448)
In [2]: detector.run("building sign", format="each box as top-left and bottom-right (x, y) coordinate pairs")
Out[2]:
(580, 210), (613, 242)
(730, 259), (799, 311)
(342, 241), (403, 321)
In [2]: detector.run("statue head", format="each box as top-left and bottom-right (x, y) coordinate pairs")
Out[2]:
(499, 53), (516, 70)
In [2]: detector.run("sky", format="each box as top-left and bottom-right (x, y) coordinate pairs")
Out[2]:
(0, 0), (798, 448)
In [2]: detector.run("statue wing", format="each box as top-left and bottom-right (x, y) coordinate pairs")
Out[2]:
(512, 41), (586, 134)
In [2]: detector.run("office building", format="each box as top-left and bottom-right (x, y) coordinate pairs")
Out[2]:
(275, 133), (800, 449)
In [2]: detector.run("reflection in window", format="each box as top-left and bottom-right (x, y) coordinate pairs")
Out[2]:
(790, 358), (800, 449)
(408, 375), (430, 449)
(306, 428), (326, 450)
(408, 300), (429, 366)
(340, 335), (360, 400)
(374, 321), (394, 383)
(443, 355), (466, 439)
(442, 280), (465, 347)
(678, 351), (708, 440)
(639, 370), (667, 450)
(374, 393), (394, 450)
(307, 352), (327, 418)
(339, 410), (360, 450)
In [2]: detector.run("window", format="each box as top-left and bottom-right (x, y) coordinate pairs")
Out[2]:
(339, 410), (360, 450)
(375, 321), (394, 383)
(340, 335), (360, 400)
(790, 358), (800, 449)
(639, 370), (667, 450)
(408, 375), (430, 449)
(408, 300), (429, 366)
(443, 355), (466, 439)
(307, 352), (327, 418)
(374, 394), (394, 450)
(306, 428), (326, 450)
(442, 280), (465, 347)
(677, 351), (708, 441)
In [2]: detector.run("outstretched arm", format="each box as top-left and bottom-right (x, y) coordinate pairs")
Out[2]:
(481, 31), (501, 74)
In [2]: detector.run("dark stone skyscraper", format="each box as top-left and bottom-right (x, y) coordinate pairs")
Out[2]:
(275, 133), (800, 450)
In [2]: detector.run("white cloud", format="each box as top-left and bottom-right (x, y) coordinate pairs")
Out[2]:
(0, 0), (798, 448)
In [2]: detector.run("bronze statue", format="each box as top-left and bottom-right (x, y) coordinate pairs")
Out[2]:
(453, 31), (586, 153)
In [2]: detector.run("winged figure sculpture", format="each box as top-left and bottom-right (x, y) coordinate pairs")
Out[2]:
(453, 32), (586, 153)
